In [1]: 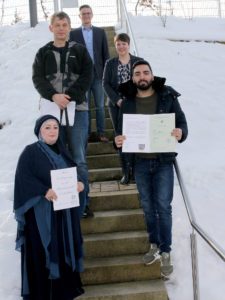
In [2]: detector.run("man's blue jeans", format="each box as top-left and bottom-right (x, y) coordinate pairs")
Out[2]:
(87, 77), (105, 135)
(60, 110), (89, 217)
(135, 158), (174, 253)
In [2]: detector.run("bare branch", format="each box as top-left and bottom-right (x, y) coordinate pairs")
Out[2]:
(40, 0), (49, 20)
(0, 0), (5, 25)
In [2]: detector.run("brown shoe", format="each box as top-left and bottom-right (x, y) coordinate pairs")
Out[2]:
(99, 135), (109, 143)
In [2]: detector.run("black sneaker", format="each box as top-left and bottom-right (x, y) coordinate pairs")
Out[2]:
(82, 205), (94, 218)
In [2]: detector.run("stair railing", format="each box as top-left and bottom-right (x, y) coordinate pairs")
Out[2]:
(117, 0), (138, 56)
(174, 158), (225, 300)
(116, 3), (225, 299)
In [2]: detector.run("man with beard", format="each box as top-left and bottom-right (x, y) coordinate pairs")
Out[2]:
(115, 60), (188, 277)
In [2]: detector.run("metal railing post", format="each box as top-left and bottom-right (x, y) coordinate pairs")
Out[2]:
(29, 0), (38, 27)
(116, 0), (121, 25)
(118, 0), (138, 56)
(217, 0), (222, 17)
(190, 231), (200, 300)
(53, 0), (59, 12)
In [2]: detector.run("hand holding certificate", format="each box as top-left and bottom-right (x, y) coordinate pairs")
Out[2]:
(50, 167), (79, 211)
(122, 113), (177, 153)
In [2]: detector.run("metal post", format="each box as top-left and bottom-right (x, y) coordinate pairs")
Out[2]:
(217, 0), (222, 18)
(159, 0), (162, 16)
(29, 0), (38, 27)
(190, 231), (200, 300)
(116, 0), (121, 23)
(53, 0), (59, 12)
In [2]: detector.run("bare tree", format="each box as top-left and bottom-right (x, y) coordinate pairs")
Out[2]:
(135, 0), (159, 15)
(0, 0), (5, 25)
(40, 0), (49, 20)
(11, 8), (22, 25)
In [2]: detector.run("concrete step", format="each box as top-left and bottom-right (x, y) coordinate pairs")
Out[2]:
(89, 167), (121, 182)
(81, 209), (146, 235)
(89, 189), (140, 211)
(83, 25), (168, 300)
(84, 231), (148, 258)
(87, 141), (115, 156)
(108, 40), (115, 48)
(88, 129), (114, 143)
(107, 34), (115, 45)
(105, 30), (115, 39)
(87, 153), (120, 169)
(109, 46), (117, 57)
(101, 26), (115, 33)
(91, 117), (113, 131)
(78, 280), (167, 300)
(81, 255), (161, 285)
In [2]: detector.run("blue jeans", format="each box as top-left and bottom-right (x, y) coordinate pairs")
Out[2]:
(87, 77), (105, 135)
(135, 158), (174, 253)
(60, 111), (89, 217)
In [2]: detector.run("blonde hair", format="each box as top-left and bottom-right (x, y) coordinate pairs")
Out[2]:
(50, 12), (71, 26)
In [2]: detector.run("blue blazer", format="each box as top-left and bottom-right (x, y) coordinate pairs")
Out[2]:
(70, 26), (109, 79)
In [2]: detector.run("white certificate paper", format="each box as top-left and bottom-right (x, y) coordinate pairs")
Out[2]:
(122, 113), (176, 153)
(51, 167), (79, 211)
(40, 98), (76, 126)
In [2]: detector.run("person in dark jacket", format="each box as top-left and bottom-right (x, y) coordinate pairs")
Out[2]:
(14, 115), (85, 300)
(70, 4), (110, 143)
(115, 60), (188, 277)
(103, 33), (143, 184)
(32, 12), (93, 218)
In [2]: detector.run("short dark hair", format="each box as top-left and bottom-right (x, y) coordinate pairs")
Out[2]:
(132, 60), (153, 74)
(114, 33), (130, 45)
(50, 11), (71, 26)
(79, 4), (92, 12)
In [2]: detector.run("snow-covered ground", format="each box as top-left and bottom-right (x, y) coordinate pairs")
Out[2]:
(0, 15), (225, 300)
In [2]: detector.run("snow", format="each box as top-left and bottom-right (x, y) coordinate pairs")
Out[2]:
(0, 15), (225, 300)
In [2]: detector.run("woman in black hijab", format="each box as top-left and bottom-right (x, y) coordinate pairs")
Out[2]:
(14, 115), (84, 300)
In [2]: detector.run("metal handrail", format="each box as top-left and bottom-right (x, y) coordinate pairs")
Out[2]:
(174, 158), (225, 299)
(116, 3), (225, 299)
(117, 0), (138, 56)
(174, 158), (225, 262)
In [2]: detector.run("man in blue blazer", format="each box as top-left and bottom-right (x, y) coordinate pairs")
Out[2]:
(70, 4), (110, 143)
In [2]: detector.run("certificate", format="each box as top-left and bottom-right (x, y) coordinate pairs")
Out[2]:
(122, 113), (176, 153)
(39, 98), (76, 126)
(50, 167), (79, 211)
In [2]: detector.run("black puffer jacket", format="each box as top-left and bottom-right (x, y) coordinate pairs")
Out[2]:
(117, 77), (188, 162)
(32, 41), (93, 104)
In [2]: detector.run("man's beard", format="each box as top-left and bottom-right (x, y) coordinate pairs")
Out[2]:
(134, 80), (153, 90)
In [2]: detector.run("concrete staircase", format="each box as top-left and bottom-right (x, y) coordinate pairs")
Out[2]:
(78, 27), (168, 300)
